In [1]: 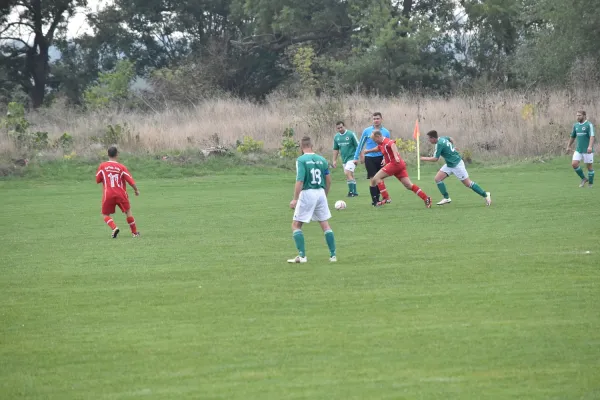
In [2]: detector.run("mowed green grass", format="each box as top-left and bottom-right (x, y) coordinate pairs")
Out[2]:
(1, 158), (599, 399)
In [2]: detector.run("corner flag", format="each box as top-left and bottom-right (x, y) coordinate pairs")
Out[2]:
(413, 119), (420, 180)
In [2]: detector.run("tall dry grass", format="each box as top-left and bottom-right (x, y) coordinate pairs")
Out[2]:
(2, 89), (598, 160)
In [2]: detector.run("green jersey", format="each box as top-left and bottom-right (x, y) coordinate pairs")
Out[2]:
(570, 120), (595, 153)
(434, 136), (462, 168)
(296, 153), (330, 190)
(333, 130), (359, 163)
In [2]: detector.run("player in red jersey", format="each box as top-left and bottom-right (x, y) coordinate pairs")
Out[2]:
(96, 146), (140, 238)
(367, 130), (431, 208)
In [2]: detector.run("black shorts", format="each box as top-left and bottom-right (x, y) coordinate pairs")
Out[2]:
(365, 156), (384, 178)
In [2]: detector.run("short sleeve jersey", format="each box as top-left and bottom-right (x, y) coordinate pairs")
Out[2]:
(378, 137), (403, 165)
(570, 120), (595, 153)
(333, 130), (359, 163)
(96, 161), (135, 198)
(434, 136), (462, 168)
(296, 153), (330, 190)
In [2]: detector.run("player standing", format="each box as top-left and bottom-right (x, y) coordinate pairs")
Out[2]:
(566, 110), (595, 187)
(332, 121), (359, 197)
(370, 130), (431, 207)
(353, 112), (391, 206)
(96, 146), (141, 238)
(288, 136), (336, 263)
(421, 130), (491, 206)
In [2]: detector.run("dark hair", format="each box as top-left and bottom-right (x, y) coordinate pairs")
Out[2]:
(372, 112), (382, 118)
(371, 129), (382, 137)
(578, 110), (587, 117)
(108, 146), (118, 157)
(426, 130), (438, 139)
(301, 136), (312, 148)
(335, 121), (345, 126)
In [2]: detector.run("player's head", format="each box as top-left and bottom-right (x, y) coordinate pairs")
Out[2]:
(107, 146), (119, 159)
(577, 110), (586, 122)
(335, 121), (346, 134)
(370, 129), (384, 144)
(372, 112), (382, 128)
(426, 130), (438, 144)
(300, 136), (313, 153)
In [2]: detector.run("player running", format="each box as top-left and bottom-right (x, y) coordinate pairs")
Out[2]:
(96, 146), (141, 238)
(369, 130), (431, 208)
(331, 121), (360, 197)
(353, 112), (391, 206)
(420, 130), (491, 206)
(288, 136), (337, 263)
(566, 110), (595, 188)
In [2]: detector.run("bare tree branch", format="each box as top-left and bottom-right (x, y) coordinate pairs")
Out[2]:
(0, 36), (31, 47)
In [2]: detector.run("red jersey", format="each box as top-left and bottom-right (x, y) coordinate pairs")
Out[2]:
(96, 161), (135, 199)
(378, 137), (404, 165)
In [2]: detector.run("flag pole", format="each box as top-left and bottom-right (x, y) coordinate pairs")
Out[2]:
(416, 85), (421, 181)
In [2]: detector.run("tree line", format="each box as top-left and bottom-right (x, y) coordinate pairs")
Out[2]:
(1, 0), (599, 109)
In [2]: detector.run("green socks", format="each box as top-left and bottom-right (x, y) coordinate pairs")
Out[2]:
(436, 181), (449, 199)
(324, 230), (336, 257)
(589, 170), (595, 184)
(347, 180), (357, 194)
(470, 182), (487, 197)
(574, 166), (586, 180)
(293, 230), (306, 257)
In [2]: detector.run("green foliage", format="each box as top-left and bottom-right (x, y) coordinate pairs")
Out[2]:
(84, 60), (136, 110)
(90, 123), (134, 146)
(280, 127), (299, 158)
(54, 133), (75, 152)
(236, 136), (264, 154)
(1, 102), (30, 134)
(291, 46), (318, 94)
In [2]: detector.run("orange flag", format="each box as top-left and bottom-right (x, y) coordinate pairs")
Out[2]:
(413, 119), (420, 139)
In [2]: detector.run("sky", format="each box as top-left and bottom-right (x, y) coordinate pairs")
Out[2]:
(66, 0), (112, 38)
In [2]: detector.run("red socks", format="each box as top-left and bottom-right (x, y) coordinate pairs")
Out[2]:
(411, 184), (428, 201)
(104, 216), (117, 230)
(126, 216), (138, 234)
(377, 182), (389, 200)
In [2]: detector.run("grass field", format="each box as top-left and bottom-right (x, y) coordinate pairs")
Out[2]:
(1, 157), (599, 399)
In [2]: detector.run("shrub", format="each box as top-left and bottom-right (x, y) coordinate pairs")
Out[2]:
(280, 127), (299, 158)
(236, 136), (264, 154)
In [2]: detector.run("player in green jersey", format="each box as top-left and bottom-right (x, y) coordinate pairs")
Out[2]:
(332, 121), (360, 197)
(288, 136), (337, 263)
(566, 110), (595, 187)
(421, 130), (491, 206)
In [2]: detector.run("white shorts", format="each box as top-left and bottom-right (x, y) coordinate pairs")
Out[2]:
(573, 151), (594, 164)
(343, 160), (356, 172)
(293, 188), (331, 223)
(440, 160), (469, 181)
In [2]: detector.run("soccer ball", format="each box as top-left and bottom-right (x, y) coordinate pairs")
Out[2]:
(334, 200), (347, 210)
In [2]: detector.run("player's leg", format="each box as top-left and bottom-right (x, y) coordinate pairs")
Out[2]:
(584, 153), (594, 187)
(435, 168), (451, 205)
(120, 199), (139, 237)
(102, 199), (119, 238)
(460, 177), (491, 206)
(366, 157), (381, 205)
(344, 161), (357, 196)
(572, 153), (587, 186)
(312, 190), (336, 261)
(372, 168), (391, 205)
(288, 191), (315, 263)
(399, 175), (431, 207)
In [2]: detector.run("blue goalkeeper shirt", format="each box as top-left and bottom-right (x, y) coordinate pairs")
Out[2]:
(354, 126), (390, 160)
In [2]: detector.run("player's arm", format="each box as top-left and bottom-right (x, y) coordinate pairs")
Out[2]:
(588, 124), (595, 153)
(332, 149), (339, 168)
(391, 142), (401, 163)
(353, 131), (368, 161)
(421, 143), (441, 162)
(95, 169), (103, 183)
(324, 170), (331, 196)
(567, 125), (576, 151)
(122, 170), (140, 195)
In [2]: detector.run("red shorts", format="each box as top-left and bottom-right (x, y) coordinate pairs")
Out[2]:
(382, 162), (409, 180)
(102, 194), (130, 215)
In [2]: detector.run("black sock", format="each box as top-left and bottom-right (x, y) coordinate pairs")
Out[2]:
(369, 186), (378, 204)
